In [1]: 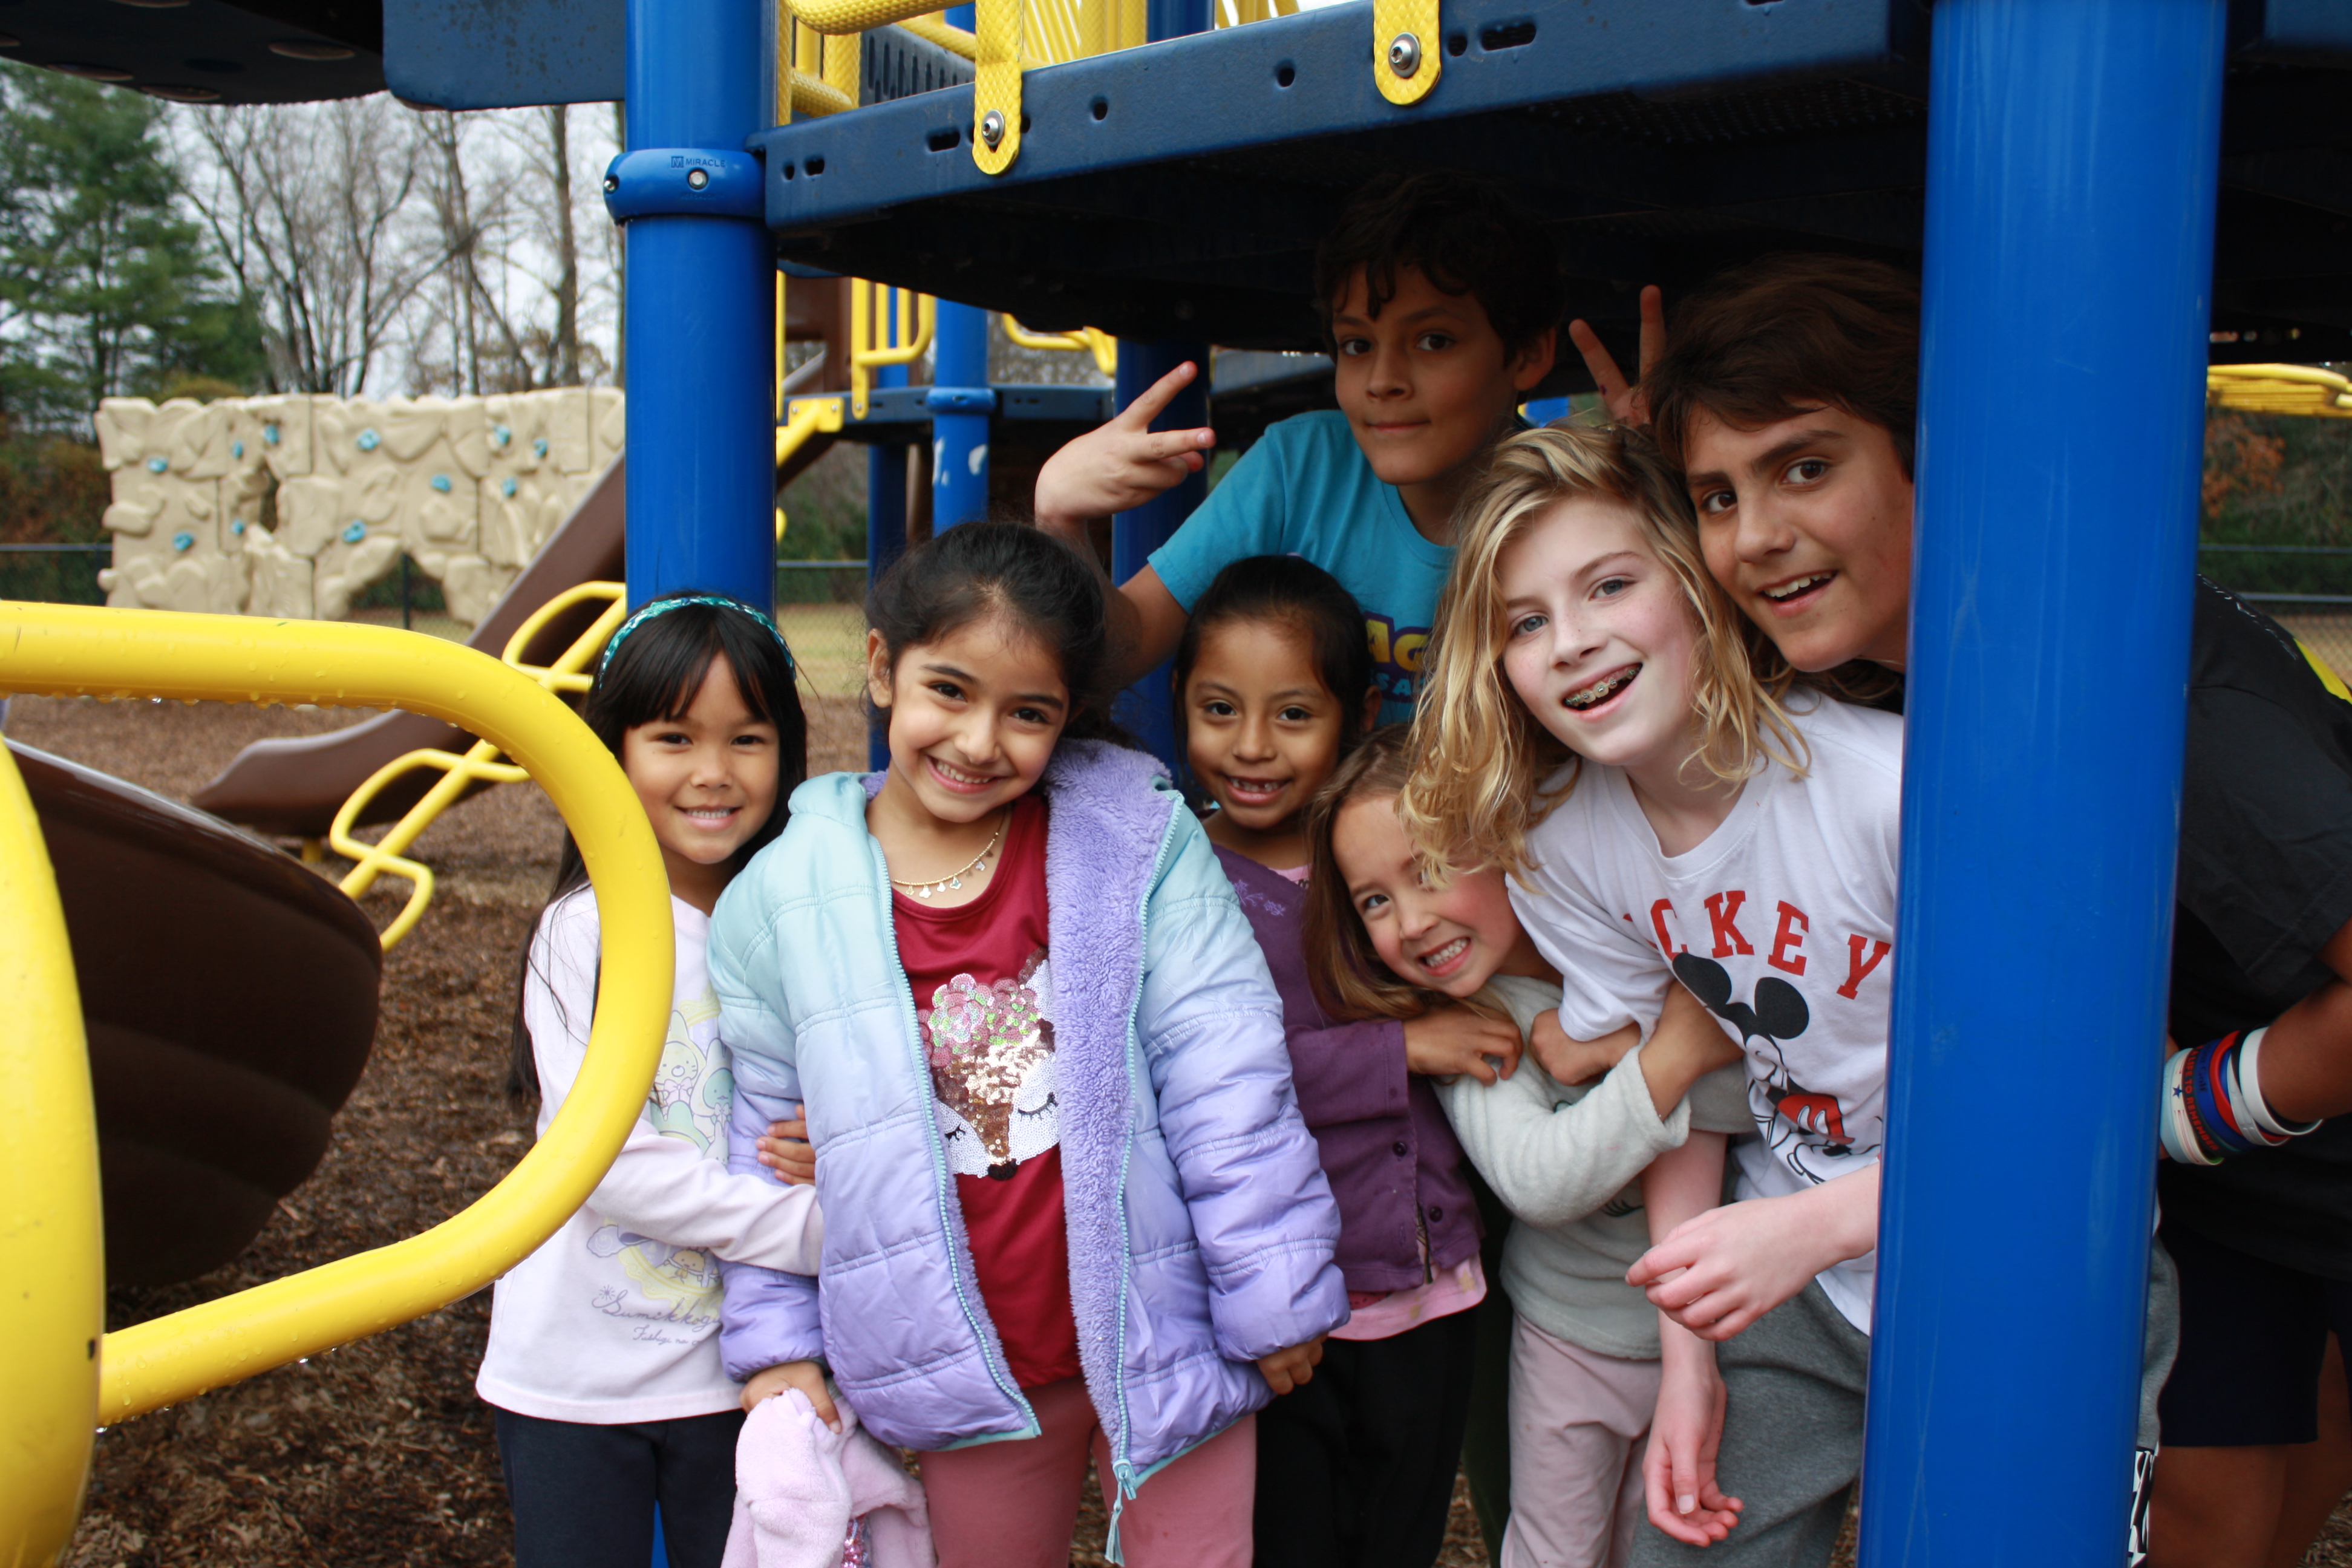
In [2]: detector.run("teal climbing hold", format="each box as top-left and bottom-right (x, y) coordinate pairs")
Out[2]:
(146, 457), (168, 474)
(232, 520), (247, 535)
(263, 423), (281, 445)
(533, 437), (549, 458)
(492, 424), (512, 447)
(357, 428), (381, 452)
(342, 521), (367, 544)
(172, 531), (194, 552)
(232, 440), (244, 459)
(501, 477), (518, 498)
(431, 473), (452, 493)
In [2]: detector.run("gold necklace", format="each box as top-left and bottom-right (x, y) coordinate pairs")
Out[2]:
(889, 810), (1008, 900)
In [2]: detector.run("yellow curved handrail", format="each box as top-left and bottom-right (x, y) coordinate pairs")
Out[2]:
(1003, 315), (1119, 377)
(0, 603), (675, 1437)
(850, 281), (937, 418)
(329, 581), (630, 950)
(0, 739), (103, 1568)
(2208, 362), (2352, 418)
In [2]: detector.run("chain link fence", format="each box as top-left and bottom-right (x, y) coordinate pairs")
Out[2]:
(2201, 543), (2352, 682)
(775, 560), (871, 701)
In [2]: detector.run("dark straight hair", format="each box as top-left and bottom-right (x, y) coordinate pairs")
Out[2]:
(1171, 554), (1375, 801)
(866, 519), (1129, 746)
(509, 592), (808, 1099)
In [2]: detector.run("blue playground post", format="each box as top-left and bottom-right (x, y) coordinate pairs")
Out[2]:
(929, 3), (995, 532)
(1108, 0), (1214, 766)
(1111, 339), (1210, 766)
(1860, 1), (2226, 1562)
(868, 306), (913, 769)
(618, 0), (777, 612)
(930, 301), (994, 529)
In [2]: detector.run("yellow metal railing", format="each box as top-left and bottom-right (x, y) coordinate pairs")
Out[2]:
(0, 737), (103, 1568)
(776, 0), (1289, 172)
(0, 604), (673, 1560)
(1004, 315), (1119, 378)
(2209, 362), (2352, 419)
(850, 279), (938, 417)
(329, 581), (630, 951)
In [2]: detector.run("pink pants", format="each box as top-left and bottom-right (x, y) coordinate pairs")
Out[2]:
(917, 1376), (1256, 1568)
(1503, 1317), (1659, 1568)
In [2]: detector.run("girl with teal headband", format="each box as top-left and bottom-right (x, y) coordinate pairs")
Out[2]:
(480, 589), (820, 1568)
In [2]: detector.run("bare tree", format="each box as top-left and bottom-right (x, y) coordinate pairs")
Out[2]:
(546, 105), (581, 386)
(180, 98), (451, 396)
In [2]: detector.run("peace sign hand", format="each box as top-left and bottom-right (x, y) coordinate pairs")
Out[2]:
(1566, 284), (1667, 427)
(1034, 360), (1216, 535)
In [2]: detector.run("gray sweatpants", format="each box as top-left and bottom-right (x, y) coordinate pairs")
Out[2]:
(1627, 1242), (2179, 1568)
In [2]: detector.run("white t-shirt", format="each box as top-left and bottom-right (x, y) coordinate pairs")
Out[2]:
(477, 889), (825, 1423)
(1511, 694), (1903, 1333)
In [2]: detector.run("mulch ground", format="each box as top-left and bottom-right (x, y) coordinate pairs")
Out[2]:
(10, 692), (2348, 1568)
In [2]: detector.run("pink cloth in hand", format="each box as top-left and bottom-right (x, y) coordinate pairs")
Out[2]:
(723, 1391), (935, 1568)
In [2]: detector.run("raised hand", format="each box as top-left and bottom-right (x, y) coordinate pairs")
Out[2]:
(1566, 284), (1666, 427)
(1403, 1003), (1524, 1084)
(1034, 360), (1216, 533)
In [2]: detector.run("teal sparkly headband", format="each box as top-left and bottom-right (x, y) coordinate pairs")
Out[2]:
(601, 593), (795, 673)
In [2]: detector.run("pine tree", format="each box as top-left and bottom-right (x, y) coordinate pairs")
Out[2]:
(0, 61), (262, 431)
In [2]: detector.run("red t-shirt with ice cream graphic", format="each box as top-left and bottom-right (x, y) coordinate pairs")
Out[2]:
(892, 793), (1081, 1391)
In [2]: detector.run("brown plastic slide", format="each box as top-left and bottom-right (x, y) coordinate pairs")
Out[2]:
(18, 739), (381, 1287)
(191, 459), (629, 838)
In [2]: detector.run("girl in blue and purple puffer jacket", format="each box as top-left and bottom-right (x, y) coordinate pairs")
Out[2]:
(710, 521), (1345, 1568)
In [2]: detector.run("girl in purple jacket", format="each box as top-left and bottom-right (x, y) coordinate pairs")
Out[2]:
(1175, 556), (1516, 1567)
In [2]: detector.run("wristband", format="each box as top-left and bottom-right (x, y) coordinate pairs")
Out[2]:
(2236, 1028), (2322, 1141)
(2162, 1042), (2226, 1165)
(2160, 1028), (2322, 1165)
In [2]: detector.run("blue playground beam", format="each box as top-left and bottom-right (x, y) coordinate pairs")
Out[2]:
(1862, 1), (2226, 1562)
(618, 0), (776, 612)
(1108, 0), (1213, 769)
(929, 1), (995, 532)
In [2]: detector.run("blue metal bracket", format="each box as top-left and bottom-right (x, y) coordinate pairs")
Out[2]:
(602, 149), (765, 224)
(922, 386), (1001, 414)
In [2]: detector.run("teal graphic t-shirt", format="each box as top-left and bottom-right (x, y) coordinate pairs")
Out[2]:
(1149, 410), (1453, 725)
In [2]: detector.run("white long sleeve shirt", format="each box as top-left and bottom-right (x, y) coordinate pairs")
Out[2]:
(477, 889), (824, 1423)
(1440, 974), (1749, 1360)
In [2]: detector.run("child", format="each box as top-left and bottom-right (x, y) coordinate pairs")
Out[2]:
(1632, 255), (2330, 1568)
(710, 521), (1346, 1568)
(1319, 727), (1747, 1568)
(1175, 554), (1504, 1566)
(1034, 169), (1563, 724)
(479, 591), (826, 1568)
(1404, 423), (2174, 1565)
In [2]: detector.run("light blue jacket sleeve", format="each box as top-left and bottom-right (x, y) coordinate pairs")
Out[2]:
(1135, 812), (1348, 1361)
(710, 873), (827, 1376)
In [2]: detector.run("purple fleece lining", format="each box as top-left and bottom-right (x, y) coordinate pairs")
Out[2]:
(1038, 742), (1176, 1457)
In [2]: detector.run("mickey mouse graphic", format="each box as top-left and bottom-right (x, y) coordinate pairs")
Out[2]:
(1671, 952), (1877, 1181)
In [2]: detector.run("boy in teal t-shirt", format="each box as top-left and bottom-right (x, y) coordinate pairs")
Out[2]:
(1034, 170), (1572, 725)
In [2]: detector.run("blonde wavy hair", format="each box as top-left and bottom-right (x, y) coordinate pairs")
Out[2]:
(1399, 423), (1808, 877)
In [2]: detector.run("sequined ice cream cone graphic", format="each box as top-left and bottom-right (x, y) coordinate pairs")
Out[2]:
(922, 949), (1056, 1174)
